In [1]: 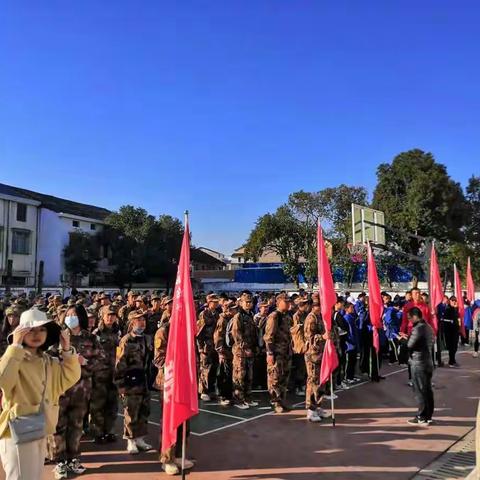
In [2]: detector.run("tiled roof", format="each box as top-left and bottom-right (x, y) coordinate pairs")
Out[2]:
(0, 183), (111, 220)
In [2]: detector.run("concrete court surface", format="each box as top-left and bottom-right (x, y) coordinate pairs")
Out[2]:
(1, 349), (478, 480)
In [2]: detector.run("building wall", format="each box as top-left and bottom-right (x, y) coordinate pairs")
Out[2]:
(37, 210), (105, 287)
(0, 197), (39, 285)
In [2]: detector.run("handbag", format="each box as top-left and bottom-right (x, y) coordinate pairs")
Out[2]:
(8, 359), (47, 444)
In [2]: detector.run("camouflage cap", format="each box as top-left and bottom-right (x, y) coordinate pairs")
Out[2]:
(294, 297), (309, 306)
(151, 293), (162, 301)
(162, 296), (173, 306)
(99, 293), (110, 300)
(106, 305), (118, 315)
(5, 306), (20, 316)
(66, 298), (76, 307)
(258, 300), (269, 308)
(128, 309), (147, 322)
(206, 294), (220, 303)
(276, 293), (291, 302)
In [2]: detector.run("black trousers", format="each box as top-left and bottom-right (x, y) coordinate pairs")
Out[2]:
(289, 353), (306, 390)
(253, 353), (267, 389)
(410, 363), (434, 421)
(217, 358), (233, 400)
(474, 331), (479, 353)
(359, 329), (371, 374)
(345, 350), (357, 380)
(443, 322), (459, 365)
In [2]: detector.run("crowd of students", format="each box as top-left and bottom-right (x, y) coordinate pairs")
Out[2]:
(0, 286), (478, 479)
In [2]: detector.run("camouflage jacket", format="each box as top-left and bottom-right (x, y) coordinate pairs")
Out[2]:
(153, 321), (170, 390)
(231, 309), (257, 356)
(94, 327), (119, 375)
(264, 310), (292, 358)
(114, 332), (152, 393)
(253, 313), (268, 353)
(214, 312), (233, 358)
(196, 308), (219, 353)
(291, 310), (308, 354)
(304, 311), (326, 359)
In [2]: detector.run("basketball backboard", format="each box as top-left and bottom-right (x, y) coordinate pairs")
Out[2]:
(351, 204), (386, 245)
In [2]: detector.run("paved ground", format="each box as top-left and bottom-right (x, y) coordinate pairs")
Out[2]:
(2, 349), (479, 479)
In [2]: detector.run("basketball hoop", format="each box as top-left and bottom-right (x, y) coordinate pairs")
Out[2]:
(347, 243), (367, 264)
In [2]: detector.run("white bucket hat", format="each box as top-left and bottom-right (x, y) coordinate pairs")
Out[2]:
(14, 308), (53, 332)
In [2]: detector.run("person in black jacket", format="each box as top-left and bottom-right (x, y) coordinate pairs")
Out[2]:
(401, 307), (434, 425)
(442, 296), (461, 367)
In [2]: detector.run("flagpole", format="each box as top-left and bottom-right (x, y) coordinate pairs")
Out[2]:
(330, 373), (336, 427)
(181, 209), (189, 480)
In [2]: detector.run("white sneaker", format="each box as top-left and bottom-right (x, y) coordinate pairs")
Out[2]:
(163, 462), (180, 475)
(473, 352), (478, 358)
(175, 457), (195, 469)
(323, 393), (338, 401)
(316, 408), (332, 418)
(53, 462), (69, 480)
(247, 400), (259, 407)
(127, 439), (139, 455)
(135, 437), (153, 451)
(200, 393), (211, 401)
(307, 409), (322, 423)
(234, 402), (250, 410)
(218, 398), (231, 406)
(68, 458), (87, 474)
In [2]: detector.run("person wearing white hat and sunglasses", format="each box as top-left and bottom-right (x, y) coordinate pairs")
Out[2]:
(0, 307), (81, 480)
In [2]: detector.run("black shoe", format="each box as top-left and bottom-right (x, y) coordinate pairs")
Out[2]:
(407, 417), (428, 426)
(94, 435), (106, 445)
(427, 419), (434, 425)
(104, 433), (117, 443)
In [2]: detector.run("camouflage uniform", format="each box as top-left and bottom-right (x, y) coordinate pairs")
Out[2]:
(49, 329), (100, 462)
(264, 309), (292, 408)
(114, 332), (151, 439)
(290, 307), (308, 391)
(253, 310), (268, 389)
(90, 325), (119, 438)
(118, 303), (135, 336)
(304, 310), (326, 410)
(231, 307), (257, 403)
(153, 319), (185, 463)
(213, 310), (234, 402)
(196, 307), (219, 396)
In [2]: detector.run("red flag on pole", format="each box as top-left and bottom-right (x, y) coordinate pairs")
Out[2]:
(161, 220), (198, 452)
(428, 243), (442, 336)
(317, 223), (339, 386)
(454, 264), (466, 338)
(467, 257), (476, 304)
(366, 242), (383, 352)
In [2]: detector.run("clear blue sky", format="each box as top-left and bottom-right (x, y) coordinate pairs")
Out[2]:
(1, 1), (479, 254)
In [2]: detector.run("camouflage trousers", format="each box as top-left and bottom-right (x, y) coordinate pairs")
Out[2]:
(90, 372), (119, 437)
(121, 391), (150, 439)
(305, 358), (323, 410)
(49, 378), (92, 462)
(232, 355), (254, 403)
(267, 355), (290, 407)
(198, 349), (218, 395)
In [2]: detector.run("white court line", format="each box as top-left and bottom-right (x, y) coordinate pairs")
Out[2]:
(193, 366), (412, 437)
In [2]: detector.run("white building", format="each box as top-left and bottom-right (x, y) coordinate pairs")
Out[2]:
(0, 183), (111, 288)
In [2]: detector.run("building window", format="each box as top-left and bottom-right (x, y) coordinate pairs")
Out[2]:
(12, 229), (31, 255)
(16, 203), (27, 222)
(72, 220), (79, 228)
(90, 223), (96, 231)
(1, 276), (26, 286)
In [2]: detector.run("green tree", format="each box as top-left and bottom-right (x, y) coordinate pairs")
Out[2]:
(372, 149), (467, 284)
(63, 232), (98, 287)
(244, 205), (305, 286)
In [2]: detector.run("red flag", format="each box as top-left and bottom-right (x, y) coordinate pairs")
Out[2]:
(428, 244), (442, 336)
(467, 257), (476, 304)
(317, 223), (339, 386)
(366, 242), (383, 352)
(161, 221), (198, 452)
(454, 264), (466, 338)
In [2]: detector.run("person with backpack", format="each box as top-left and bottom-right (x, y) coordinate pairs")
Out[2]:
(196, 294), (220, 402)
(289, 297), (309, 396)
(264, 294), (293, 414)
(214, 300), (238, 406)
(231, 293), (259, 409)
(253, 300), (269, 389)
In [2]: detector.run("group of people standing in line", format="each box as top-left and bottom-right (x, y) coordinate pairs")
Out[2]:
(0, 285), (478, 479)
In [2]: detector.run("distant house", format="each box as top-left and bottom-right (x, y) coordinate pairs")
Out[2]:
(191, 248), (226, 271)
(0, 183), (111, 288)
(231, 246), (283, 265)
